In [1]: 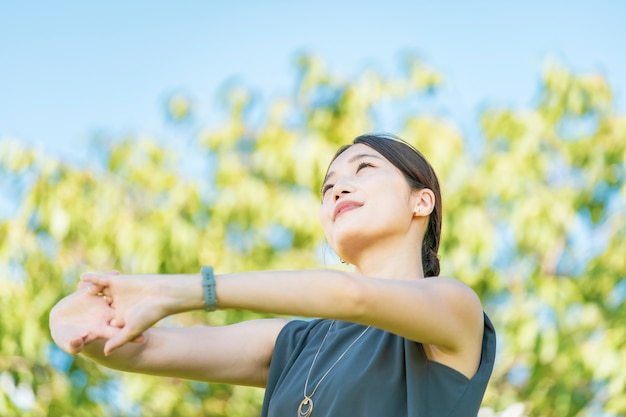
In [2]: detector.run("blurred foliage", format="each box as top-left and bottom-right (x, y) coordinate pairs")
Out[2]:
(0, 54), (624, 416)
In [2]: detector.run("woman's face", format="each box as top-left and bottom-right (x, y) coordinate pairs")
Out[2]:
(319, 143), (419, 257)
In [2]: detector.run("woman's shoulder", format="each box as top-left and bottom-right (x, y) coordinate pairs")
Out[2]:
(427, 275), (479, 293)
(421, 276), (483, 317)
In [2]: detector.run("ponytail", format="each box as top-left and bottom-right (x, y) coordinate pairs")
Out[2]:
(422, 220), (441, 277)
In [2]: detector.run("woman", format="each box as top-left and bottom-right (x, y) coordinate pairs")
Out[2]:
(50, 133), (496, 416)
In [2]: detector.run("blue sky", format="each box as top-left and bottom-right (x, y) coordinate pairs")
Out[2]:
(1, 1), (624, 161)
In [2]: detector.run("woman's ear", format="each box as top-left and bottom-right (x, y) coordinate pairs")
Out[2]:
(413, 188), (435, 216)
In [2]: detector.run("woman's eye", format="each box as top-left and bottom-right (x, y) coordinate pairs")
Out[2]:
(357, 162), (374, 171)
(321, 184), (334, 195)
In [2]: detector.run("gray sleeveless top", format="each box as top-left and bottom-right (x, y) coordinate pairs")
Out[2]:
(260, 314), (495, 417)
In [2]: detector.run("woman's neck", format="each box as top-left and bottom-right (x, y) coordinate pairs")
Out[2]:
(351, 242), (425, 280)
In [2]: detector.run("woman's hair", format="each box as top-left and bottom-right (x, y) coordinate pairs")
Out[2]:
(328, 133), (442, 277)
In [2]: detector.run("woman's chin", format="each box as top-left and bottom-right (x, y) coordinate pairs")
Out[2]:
(331, 229), (369, 257)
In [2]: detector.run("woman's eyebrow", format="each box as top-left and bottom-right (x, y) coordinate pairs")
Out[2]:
(323, 153), (383, 185)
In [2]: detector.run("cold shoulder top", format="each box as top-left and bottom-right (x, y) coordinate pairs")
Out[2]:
(260, 314), (496, 417)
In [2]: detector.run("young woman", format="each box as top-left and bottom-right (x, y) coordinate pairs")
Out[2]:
(50, 133), (496, 416)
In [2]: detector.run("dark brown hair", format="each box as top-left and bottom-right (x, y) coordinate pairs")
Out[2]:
(328, 133), (442, 276)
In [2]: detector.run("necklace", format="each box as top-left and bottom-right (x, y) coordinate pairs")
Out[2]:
(297, 321), (371, 417)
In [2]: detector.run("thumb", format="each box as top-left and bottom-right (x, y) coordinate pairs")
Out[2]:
(104, 326), (142, 356)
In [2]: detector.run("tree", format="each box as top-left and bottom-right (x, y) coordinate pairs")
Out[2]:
(0, 54), (624, 416)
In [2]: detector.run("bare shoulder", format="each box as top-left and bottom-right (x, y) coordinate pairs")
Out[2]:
(430, 276), (484, 325)
(420, 277), (482, 313)
(413, 276), (485, 345)
(419, 277), (485, 378)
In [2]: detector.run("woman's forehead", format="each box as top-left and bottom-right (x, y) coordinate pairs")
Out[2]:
(330, 143), (385, 167)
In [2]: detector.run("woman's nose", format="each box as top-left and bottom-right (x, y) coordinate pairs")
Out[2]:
(332, 180), (354, 200)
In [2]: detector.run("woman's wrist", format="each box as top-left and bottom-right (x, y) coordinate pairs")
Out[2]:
(158, 274), (205, 315)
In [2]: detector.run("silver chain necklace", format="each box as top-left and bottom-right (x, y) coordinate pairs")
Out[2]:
(297, 321), (371, 417)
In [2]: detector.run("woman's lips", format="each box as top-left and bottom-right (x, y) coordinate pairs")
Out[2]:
(333, 201), (363, 220)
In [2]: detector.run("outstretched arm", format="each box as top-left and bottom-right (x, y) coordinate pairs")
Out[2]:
(82, 269), (484, 378)
(49, 287), (287, 387)
(80, 319), (287, 387)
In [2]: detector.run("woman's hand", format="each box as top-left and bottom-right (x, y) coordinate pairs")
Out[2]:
(49, 288), (121, 355)
(79, 272), (202, 355)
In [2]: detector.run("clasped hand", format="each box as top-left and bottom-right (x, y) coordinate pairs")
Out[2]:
(49, 271), (171, 356)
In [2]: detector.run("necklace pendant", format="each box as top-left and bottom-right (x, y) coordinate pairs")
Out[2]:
(298, 396), (314, 417)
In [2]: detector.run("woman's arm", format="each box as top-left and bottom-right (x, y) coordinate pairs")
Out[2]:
(82, 269), (484, 377)
(82, 319), (287, 387)
(49, 288), (287, 387)
(213, 270), (484, 379)
(216, 270), (483, 351)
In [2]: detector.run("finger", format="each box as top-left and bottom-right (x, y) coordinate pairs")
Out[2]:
(83, 323), (121, 343)
(86, 283), (105, 296)
(77, 281), (89, 290)
(104, 326), (142, 355)
(67, 337), (85, 354)
(110, 317), (125, 328)
(100, 324), (123, 340)
(80, 272), (113, 286)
